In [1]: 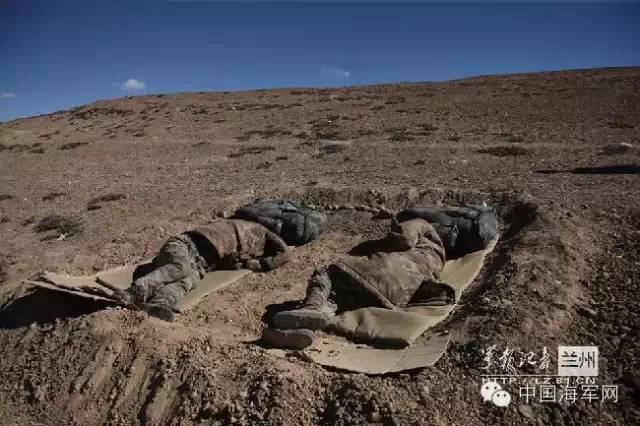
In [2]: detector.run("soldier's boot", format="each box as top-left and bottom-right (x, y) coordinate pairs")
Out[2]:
(260, 327), (315, 350)
(138, 303), (176, 322)
(272, 268), (335, 331)
(142, 279), (192, 323)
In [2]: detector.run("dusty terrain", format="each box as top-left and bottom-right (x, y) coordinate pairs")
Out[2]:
(0, 67), (639, 425)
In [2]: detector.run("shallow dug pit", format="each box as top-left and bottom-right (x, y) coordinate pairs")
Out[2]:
(200, 186), (596, 352)
(439, 192), (598, 355)
(0, 288), (112, 329)
(2, 186), (592, 344)
(271, 187), (598, 355)
(0, 186), (601, 425)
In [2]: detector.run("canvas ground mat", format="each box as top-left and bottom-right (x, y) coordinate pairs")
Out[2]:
(300, 238), (497, 374)
(25, 263), (251, 313)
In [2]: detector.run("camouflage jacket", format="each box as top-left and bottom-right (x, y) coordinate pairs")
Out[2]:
(187, 219), (292, 271)
(333, 218), (446, 309)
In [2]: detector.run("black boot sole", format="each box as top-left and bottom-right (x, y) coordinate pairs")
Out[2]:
(261, 328), (315, 350)
(272, 309), (329, 331)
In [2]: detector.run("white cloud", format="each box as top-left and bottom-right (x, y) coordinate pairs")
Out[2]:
(320, 65), (350, 79)
(121, 78), (146, 91)
(0, 92), (16, 99)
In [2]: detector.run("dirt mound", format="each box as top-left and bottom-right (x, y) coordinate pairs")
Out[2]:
(1, 68), (639, 425)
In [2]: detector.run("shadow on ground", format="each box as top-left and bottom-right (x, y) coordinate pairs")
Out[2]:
(0, 289), (110, 329)
(537, 164), (640, 175)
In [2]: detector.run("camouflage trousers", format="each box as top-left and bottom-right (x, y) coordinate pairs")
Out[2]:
(130, 234), (209, 307)
(304, 265), (380, 312)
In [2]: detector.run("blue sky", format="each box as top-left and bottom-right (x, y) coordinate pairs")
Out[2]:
(1, 1), (639, 122)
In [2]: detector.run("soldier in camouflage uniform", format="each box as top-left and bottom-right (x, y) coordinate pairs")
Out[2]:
(263, 204), (498, 349)
(128, 219), (292, 321)
(263, 218), (450, 349)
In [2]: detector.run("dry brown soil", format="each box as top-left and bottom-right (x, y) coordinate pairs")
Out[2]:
(0, 67), (639, 425)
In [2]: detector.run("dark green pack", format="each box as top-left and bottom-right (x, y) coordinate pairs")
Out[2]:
(233, 200), (328, 246)
(394, 204), (498, 257)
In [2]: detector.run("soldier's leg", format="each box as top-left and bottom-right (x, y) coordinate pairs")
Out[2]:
(263, 267), (340, 349)
(129, 235), (194, 304)
(140, 271), (200, 322)
(148, 273), (199, 308)
(303, 267), (334, 311)
(271, 266), (336, 331)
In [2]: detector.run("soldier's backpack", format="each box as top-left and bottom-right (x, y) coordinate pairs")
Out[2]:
(233, 199), (328, 246)
(394, 204), (498, 257)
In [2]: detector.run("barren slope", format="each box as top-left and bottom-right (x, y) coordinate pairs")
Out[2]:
(0, 67), (639, 425)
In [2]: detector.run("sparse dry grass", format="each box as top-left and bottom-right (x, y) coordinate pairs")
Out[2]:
(478, 145), (529, 157)
(228, 146), (276, 158)
(33, 214), (84, 238)
(42, 192), (67, 202)
(59, 142), (89, 151)
(235, 128), (292, 142)
(87, 193), (127, 210)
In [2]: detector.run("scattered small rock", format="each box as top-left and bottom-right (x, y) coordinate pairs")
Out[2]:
(367, 411), (381, 423)
(577, 306), (597, 318)
(553, 302), (569, 310)
(518, 404), (535, 420)
(600, 142), (634, 155)
(214, 209), (231, 218)
(406, 188), (420, 201)
(621, 370), (640, 400)
(373, 207), (393, 219)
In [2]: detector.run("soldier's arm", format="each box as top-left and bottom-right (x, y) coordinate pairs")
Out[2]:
(386, 219), (425, 250)
(259, 231), (293, 271)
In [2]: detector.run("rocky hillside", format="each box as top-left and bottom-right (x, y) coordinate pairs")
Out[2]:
(0, 67), (639, 425)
